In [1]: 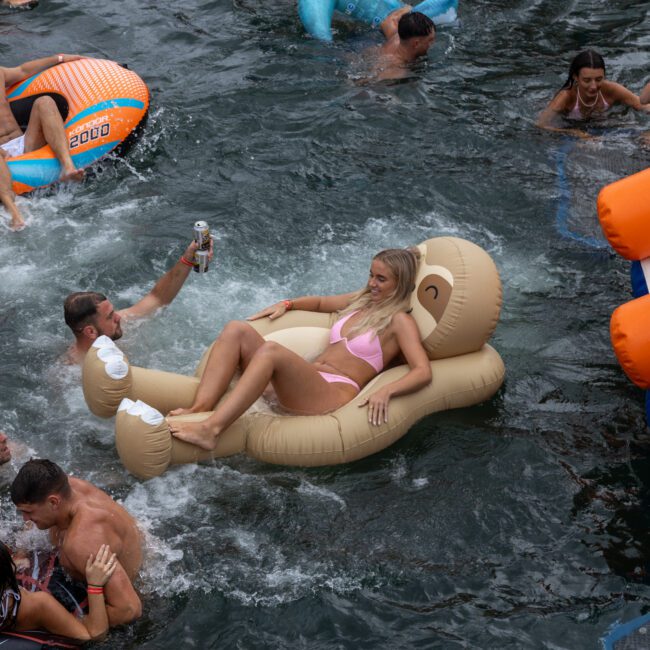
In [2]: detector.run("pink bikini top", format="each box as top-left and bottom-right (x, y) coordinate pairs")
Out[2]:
(329, 311), (384, 373)
(567, 90), (610, 120)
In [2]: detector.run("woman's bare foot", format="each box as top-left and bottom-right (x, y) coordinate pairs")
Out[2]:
(168, 407), (196, 417)
(168, 419), (220, 451)
(10, 212), (25, 231)
(60, 165), (84, 182)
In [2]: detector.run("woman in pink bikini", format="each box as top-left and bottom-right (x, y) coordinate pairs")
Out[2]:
(537, 50), (647, 135)
(168, 248), (432, 451)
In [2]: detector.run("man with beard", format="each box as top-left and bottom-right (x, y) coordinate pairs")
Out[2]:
(63, 238), (211, 363)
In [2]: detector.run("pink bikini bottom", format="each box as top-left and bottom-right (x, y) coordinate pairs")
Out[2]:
(317, 371), (360, 392)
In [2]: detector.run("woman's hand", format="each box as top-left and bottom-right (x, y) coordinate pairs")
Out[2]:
(85, 544), (117, 587)
(247, 301), (290, 321)
(358, 386), (393, 426)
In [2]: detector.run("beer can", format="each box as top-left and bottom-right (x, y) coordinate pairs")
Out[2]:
(194, 249), (209, 274)
(193, 221), (210, 251)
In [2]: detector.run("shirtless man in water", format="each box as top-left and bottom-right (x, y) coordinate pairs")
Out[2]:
(1, 54), (85, 230)
(10, 459), (143, 626)
(366, 8), (436, 81)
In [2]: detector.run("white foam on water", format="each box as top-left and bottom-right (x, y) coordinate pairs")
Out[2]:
(296, 479), (347, 509)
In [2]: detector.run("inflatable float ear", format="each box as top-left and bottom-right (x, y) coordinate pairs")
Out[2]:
(410, 237), (502, 360)
(83, 336), (200, 418)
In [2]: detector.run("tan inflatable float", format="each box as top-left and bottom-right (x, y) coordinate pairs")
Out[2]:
(82, 237), (506, 479)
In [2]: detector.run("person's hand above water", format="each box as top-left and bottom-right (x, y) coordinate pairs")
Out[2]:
(181, 237), (214, 266)
(247, 300), (292, 321)
(85, 544), (117, 587)
(358, 386), (393, 426)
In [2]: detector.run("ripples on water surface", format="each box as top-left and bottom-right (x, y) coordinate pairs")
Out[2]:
(1, 0), (650, 647)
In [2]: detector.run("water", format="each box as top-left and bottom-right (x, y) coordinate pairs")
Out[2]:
(1, 0), (650, 647)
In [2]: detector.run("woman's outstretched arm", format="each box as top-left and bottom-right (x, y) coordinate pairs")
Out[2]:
(247, 292), (358, 321)
(358, 312), (432, 425)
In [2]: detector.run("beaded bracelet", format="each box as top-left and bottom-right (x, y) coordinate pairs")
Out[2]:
(283, 299), (293, 311)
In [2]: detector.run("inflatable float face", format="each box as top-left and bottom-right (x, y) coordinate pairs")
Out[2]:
(410, 237), (502, 359)
(6, 58), (149, 194)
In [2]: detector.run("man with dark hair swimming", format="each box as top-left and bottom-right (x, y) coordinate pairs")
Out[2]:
(367, 8), (436, 81)
(63, 237), (213, 363)
(10, 459), (143, 627)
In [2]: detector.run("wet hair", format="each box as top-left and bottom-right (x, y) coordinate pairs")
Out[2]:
(561, 50), (606, 90)
(398, 12), (435, 41)
(339, 247), (421, 337)
(0, 542), (18, 596)
(64, 291), (107, 333)
(10, 459), (71, 505)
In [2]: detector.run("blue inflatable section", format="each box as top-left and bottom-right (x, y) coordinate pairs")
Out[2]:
(630, 261), (648, 299)
(298, 0), (458, 41)
(602, 612), (650, 650)
(628, 260), (650, 426)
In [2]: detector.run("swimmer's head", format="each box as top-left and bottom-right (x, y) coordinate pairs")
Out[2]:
(562, 50), (606, 91)
(0, 541), (18, 596)
(398, 12), (435, 56)
(64, 291), (123, 342)
(10, 459), (71, 505)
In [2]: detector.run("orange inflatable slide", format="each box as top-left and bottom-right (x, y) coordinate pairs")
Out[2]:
(598, 167), (650, 423)
(6, 57), (149, 194)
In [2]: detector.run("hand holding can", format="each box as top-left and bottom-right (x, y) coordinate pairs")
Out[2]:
(193, 221), (211, 273)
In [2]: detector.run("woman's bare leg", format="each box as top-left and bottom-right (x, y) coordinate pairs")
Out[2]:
(169, 320), (265, 415)
(168, 341), (357, 450)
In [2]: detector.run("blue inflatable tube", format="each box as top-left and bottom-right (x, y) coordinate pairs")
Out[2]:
(298, 0), (458, 41)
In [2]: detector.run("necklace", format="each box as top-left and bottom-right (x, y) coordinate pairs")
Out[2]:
(577, 87), (599, 108)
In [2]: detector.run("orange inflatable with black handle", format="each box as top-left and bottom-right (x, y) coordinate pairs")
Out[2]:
(6, 57), (149, 194)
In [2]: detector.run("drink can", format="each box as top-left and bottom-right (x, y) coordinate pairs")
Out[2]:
(194, 249), (209, 274)
(193, 221), (210, 251)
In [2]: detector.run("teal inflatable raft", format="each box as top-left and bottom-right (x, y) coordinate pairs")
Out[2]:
(298, 0), (458, 41)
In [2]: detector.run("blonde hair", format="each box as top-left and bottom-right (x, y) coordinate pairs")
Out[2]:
(339, 247), (421, 338)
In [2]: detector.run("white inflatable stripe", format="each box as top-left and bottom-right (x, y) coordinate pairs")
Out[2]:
(93, 336), (129, 379)
(118, 398), (135, 412)
(92, 335), (119, 350)
(641, 258), (650, 288)
(103, 355), (129, 380)
(127, 400), (164, 426)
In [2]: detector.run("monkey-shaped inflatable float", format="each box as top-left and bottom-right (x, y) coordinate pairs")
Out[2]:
(83, 237), (505, 479)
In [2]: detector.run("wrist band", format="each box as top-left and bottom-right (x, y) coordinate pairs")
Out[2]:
(283, 300), (293, 311)
(87, 586), (104, 595)
(57, 54), (64, 64)
(180, 256), (194, 268)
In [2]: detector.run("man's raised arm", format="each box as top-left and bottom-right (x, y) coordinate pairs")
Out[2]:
(119, 238), (212, 320)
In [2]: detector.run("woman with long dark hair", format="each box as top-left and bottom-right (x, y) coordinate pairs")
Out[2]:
(537, 50), (647, 134)
(0, 541), (116, 641)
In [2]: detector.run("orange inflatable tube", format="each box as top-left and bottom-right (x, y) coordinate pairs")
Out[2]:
(6, 57), (149, 194)
(597, 167), (650, 389)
